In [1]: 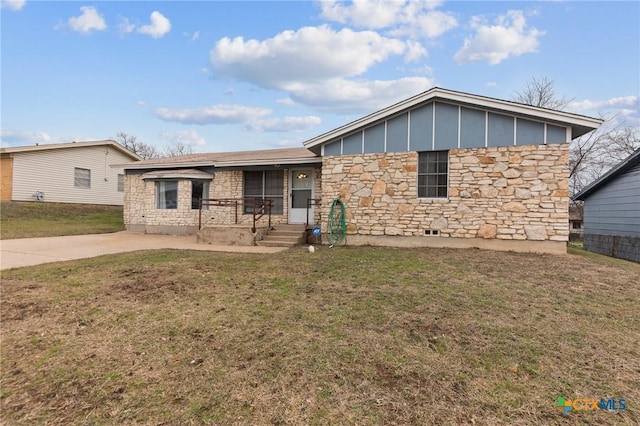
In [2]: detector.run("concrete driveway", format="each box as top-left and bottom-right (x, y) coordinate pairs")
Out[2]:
(0, 231), (287, 270)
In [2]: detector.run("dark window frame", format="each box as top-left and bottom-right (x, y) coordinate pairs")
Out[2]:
(243, 170), (284, 215)
(418, 151), (449, 198)
(191, 180), (210, 210)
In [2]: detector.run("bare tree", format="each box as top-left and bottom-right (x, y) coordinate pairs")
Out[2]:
(512, 76), (573, 110)
(162, 140), (194, 157)
(115, 132), (160, 160)
(513, 77), (639, 201)
(570, 126), (639, 195)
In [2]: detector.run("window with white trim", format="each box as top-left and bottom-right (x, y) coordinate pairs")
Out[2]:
(74, 167), (91, 189)
(156, 180), (178, 209)
(243, 170), (283, 215)
(117, 174), (125, 192)
(418, 151), (448, 198)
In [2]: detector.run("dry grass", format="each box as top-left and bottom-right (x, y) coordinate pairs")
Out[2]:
(1, 245), (638, 425)
(0, 201), (124, 240)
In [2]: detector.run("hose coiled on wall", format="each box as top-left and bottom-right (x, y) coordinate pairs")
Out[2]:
(327, 198), (347, 247)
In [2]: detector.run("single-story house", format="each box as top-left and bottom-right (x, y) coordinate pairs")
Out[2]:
(574, 148), (640, 262)
(121, 87), (603, 254)
(568, 205), (584, 241)
(1, 140), (141, 206)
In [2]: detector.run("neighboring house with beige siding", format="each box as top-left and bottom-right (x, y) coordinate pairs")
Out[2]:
(1, 140), (140, 205)
(121, 87), (602, 254)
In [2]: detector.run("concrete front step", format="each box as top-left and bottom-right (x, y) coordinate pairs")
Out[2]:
(257, 240), (300, 247)
(256, 224), (307, 247)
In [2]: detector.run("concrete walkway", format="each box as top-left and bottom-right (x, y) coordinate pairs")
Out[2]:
(0, 231), (287, 270)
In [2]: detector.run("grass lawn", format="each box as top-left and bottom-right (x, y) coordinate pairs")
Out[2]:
(0, 201), (124, 240)
(1, 245), (638, 425)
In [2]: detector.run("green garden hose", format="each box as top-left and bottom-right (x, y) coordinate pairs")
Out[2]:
(327, 198), (347, 247)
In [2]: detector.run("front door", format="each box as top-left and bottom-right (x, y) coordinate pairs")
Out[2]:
(289, 169), (313, 224)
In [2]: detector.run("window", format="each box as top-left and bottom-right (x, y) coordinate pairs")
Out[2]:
(156, 180), (178, 209)
(572, 221), (582, 230)
(117, 174), (125, 192)
(191, 180), (210, 209)
(243, 170), (284, 215)
(418, 151), (448, 198)
(74, 167), (91, 189)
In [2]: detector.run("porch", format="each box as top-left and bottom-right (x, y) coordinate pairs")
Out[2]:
(196, 197), (321, 247)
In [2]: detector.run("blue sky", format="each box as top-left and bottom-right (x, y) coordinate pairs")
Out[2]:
(1, 0), (638, 152)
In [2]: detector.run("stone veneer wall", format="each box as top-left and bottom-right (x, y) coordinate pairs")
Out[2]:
(321, 144), (570, 251)
(124, 167), (321, 234)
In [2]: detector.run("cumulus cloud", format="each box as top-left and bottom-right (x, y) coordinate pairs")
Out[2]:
(1, 0), (26, 11)
(277, 98), (296, 106)
(568, 96), (638, 112)
(160, 129), (206, 146)
(247, 116), (322, 132)
(319, 0), (457, 39)
(117, 17), (135, 35)
(211, 25), (409, 88)
(285, 76), (435, 114)
(454, 10), (543, 65)
(0, 129), (51, 146)
(138, 11), (171, 38)
(60, 6), (107, 34)
(210, 25), (432, 113)
(153, 105), (271, 125)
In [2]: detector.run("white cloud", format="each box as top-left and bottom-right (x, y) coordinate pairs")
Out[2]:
(285, 76), (435, 114)
(247, 116), (322, 132)
(62, 6), (107, 34)
(320, 0), (406, 29)
(153, 105), (271, 125)
(404, 39), (427, 62)
(160, 129), (206, 146)
(136, 100), (146, 107)
(486, 81), (498, 88)
(211, 25), (407, 88)
(0, 129), (51, 146)
(138, 11), (171, 39)
(277, 98), (296, 106)
(1, 0), (26, 11)
(319, 0), (458, 39)
(454, 10), (543, 65)
(568, 96), (638, 111)
(117, 17), (135, 35)
(224, 88), (235, 96)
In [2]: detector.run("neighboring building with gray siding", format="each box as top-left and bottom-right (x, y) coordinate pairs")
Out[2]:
(574, 149), (640, 262)
(1, 140), (141, 205)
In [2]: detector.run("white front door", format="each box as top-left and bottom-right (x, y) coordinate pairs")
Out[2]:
(289, 169), (313, 224)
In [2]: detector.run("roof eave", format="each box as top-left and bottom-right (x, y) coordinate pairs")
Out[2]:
(303, 87), (603, 148)
(121, 161), (215, 170)
(574, 149), (640, 200)
(212, 157), (321, 167)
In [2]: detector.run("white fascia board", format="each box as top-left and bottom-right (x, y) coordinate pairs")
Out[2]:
(212, 157), (321, 167)
(303, 87), (603, 148)
(118, 161), (215, 170)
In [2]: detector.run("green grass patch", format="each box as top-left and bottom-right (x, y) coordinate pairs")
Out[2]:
(1, 246), (639, 424)
(0, 201), (124, 239)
